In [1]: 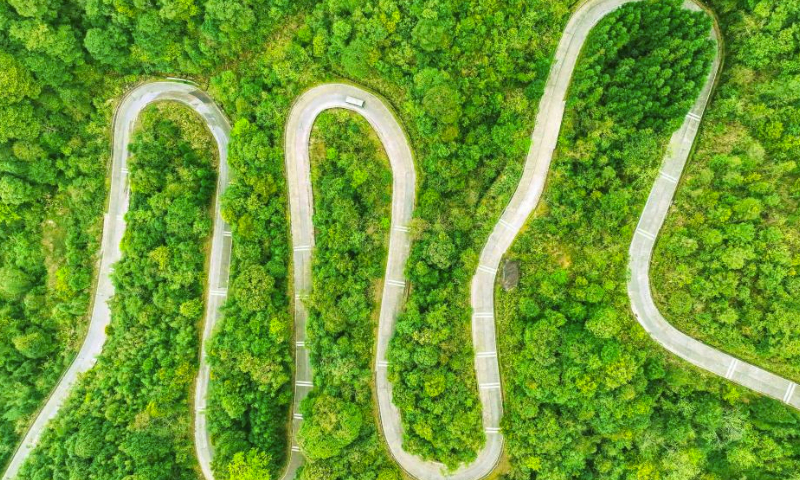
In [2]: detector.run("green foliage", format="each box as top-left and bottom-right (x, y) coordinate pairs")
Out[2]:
(0, 0), (305, 469)
(294, 110), (399, 478)
(0, 0), (131, 464)
(0, 51), (40, 104)
(652, 0), (800, 383)
(83, 26), (128, 66)
(422, 84), (461, 125)
(206, 117), (295, 477)
(4, 0), (800, 478)
(570, 0), (714, 130)
(232, 265), (275, 313)
(299, 395), (363, 460)
(17, 103), (216, 479)
(497, 1), (800, 479)
(227, 450), (272, 480)
(0, 267), (33, 299)
(11, 330), (53, 359)
(7, 0), (56, 19)
(412, 18), (452, 52)
(0, 175), (38, 205)
(202, 0), (256, 46)
(331, 0), (581, 466)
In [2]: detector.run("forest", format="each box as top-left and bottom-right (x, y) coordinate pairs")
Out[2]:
(203, 0), (583, 473)
(17, 103), (217, 478)
(651, 0), (800, 384)
(497, 0), (800, 478)
(1, 0), (800, 478)
(0, 5), (110, 469)
(296, 110), (399, 478)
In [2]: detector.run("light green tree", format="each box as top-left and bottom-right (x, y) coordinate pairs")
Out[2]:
(227, 450), (271, 480)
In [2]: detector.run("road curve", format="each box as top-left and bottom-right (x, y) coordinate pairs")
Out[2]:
(1, 81), (233, 480)
(8, 1), (798, 479)
(282, 84), (494, 480)
(627, 10), (800, 408)
(467, 0), (725, 477)
(282, 83), (420, 479)
(521, 0), (800, 420)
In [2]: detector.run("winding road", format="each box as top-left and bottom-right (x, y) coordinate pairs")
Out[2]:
(282, 84), (417, 479)
(627, 6), (800, 409)
(2, 82), (234, 480)
(5, 0), (799, 479)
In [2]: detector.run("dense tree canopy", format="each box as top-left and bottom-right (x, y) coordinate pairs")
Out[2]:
(652, 0), (800, 384)
(296, 111), (400, 479)
(17, 103), (216, 479)
(497, 1), (800, 479)
(0, 0), (302, 471)
(3, 0), (800, 478)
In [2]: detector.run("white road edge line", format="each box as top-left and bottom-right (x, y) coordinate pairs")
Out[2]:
(477, 265), (498, 275)
(783, 383), (797, 404)
(660, 171), (680, 183)
(635, 228), (657, 241)
(8, 3), (752, 480)
(725, 359), (739, 380)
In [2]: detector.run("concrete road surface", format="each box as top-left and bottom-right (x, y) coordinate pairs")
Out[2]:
(1, 81), (233, 480)
(627, 4), (800, 409)
(283, 84), (419, 478)
(8, 1), (798, 479)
